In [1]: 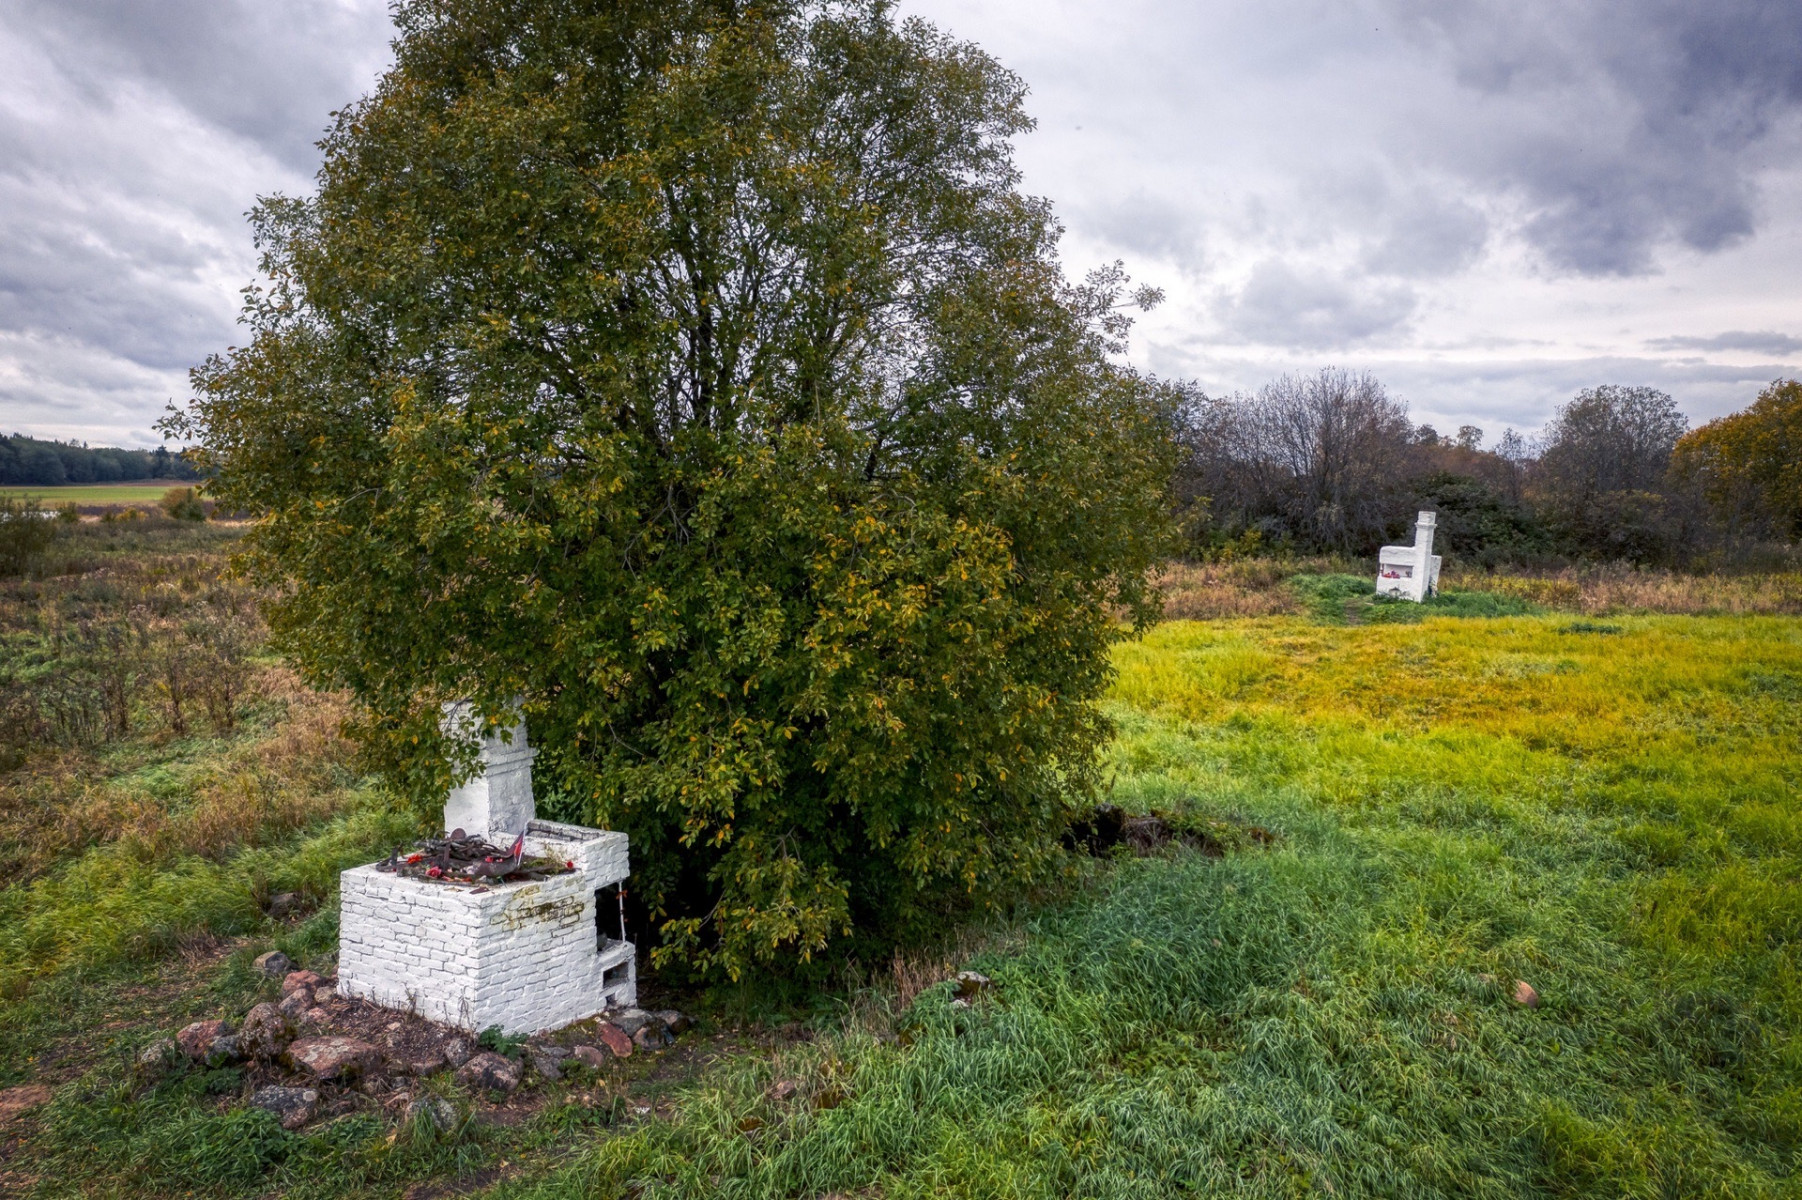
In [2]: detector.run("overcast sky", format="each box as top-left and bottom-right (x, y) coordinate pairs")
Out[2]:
(3, 0), (1799, 448)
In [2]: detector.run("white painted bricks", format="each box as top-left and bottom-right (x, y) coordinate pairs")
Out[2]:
(1376, 510), (1442, 602)
(337, 705), (638, 1034)
(441, 701), (537, 841)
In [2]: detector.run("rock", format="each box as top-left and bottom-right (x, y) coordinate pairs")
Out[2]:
(406, 1046), (448, 1076)
(239, 1002), (296, 1061)
(176, 1019), (232, 1063)
(650, 1009), (691, 1036)
(608, 1008), (652, 1037)
(570, 1044), (609, 1070)
(769, 1079), (799, 1102)
(595, 1023), (634, 1058)
(949, 997), (971, 1011)
(633, 1022), (674, 1051)
(277, 988), (312, 1021)
(135, 1037), (179, 1078)
(1513, 980), (1541, 1009)
(252, 950), (293, 978)
(952, 971), (992, 1001)
(287, 1036), (383, 1082)
(281, 970), (326, 997)
(267, 892), (301, 918)
(533, 1043), (572, 1059)
(442, 1038), (472, 1068)
(207, 1033), (244, 1068)
(406, 1093), (459, 1134)
(528, 1048), (564, 1081)
(312, 987), (338, 1007)
(249, 1085), (319, 1131)
(454, 1051), (522, 1093)
(303, 1007), (331, 1026)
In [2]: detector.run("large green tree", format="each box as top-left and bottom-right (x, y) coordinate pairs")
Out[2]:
(170, 0), (1178, 978)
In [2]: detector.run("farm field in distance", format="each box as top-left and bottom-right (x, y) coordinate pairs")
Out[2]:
(0, 481), (199, 506)
(3, 525), (1800, 1197)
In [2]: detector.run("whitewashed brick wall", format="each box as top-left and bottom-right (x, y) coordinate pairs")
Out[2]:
(339, 828), (635, 1034)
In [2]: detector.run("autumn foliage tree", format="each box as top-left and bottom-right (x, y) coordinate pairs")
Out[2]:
(168, 0), (1178, 978)
(1673, 379), (1802, 543)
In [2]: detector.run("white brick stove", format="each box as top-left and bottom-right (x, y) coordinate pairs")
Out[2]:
(337, 705), (636, 1034)
(1376, 510), (1442, 602)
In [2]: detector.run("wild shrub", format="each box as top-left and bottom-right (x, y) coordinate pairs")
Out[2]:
(158, 487), (207, 522)
(0, 496), (56, 576)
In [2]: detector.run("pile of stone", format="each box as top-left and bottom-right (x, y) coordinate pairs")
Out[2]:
(140, 951), (688, 1133)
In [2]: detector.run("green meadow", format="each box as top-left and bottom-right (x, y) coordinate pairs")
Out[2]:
(0, 483), (191, 506)
(6, 578), (1802, 1197)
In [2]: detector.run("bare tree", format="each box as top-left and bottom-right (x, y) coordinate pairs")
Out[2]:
(1182, 369), (1413, 553)
(1538, 385), (1687, 501)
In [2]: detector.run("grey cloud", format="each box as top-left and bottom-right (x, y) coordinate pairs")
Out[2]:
(2, 0), (391, 169)
(1215, 261), (1417, 349)
(1362, 193), (1489, 279)
(1379, 0), (1802, 276)
(1083, 190), (1207, 273)
(0, 180), (229, 371)
(1646, 330), (1802, 355)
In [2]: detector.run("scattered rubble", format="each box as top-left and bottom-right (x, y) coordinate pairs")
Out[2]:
(652, 1009), (692, 1035)
(176, 1019), (232, 1063)
(143, 972), (691, 1136)
(634, 1022), (674, 1051)
(249, 1085), (320, 1131)
(253, 950), (293, 978)
(282, 970), (327, 996)
(596, 1023), (634, 1058)
(406, 1093), (459, 1134)
(608, 1009), (653, 1037)
(288, 1036), (382, 1083)
(528, 1047), (565, 1081)
(455, 1052), (522, 1094)
(239, 1003), (296, 1061)
(135, 1038), (179, 1078)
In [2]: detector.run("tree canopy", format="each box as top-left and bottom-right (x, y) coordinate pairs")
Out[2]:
(1674, 379), (1802, 542)
(169, 0), (1178, 978)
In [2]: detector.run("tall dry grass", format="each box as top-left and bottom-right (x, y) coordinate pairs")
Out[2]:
(1155, 556), (1802, 620)
(1443, 564), (1802, 615)
(1154, 559), (1326, 619)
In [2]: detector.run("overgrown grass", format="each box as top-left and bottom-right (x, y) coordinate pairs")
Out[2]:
(489, 611), (1802, 1199)
(0, 521), (412, 1082)
(11, 586), (1802, 1196)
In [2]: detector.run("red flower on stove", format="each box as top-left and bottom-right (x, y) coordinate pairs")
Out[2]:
(406, 853), (422, 864)
(427, 865), (443, 878)
(565, 861), (574, 870)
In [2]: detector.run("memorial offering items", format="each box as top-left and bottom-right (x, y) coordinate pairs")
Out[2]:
(375, 828), (574, 886)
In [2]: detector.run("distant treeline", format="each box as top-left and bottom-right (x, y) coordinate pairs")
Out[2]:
(1175, 373), (1801, 568)
(0, 434), (203, 486)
